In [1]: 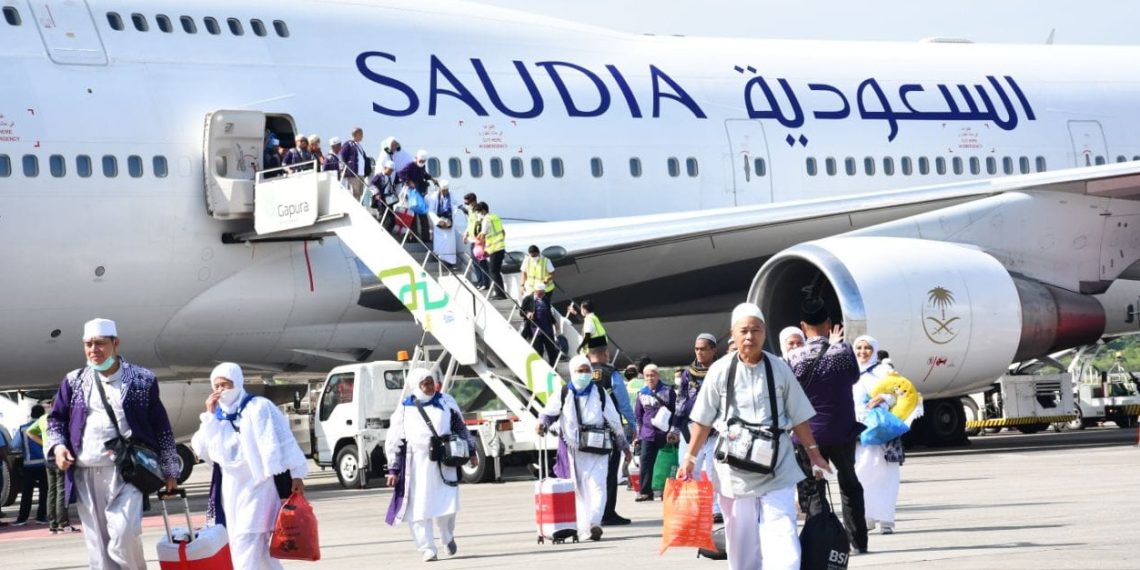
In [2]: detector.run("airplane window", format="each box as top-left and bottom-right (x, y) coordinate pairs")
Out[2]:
(901, 156), (913, 175)
(969, 157), (981, 175)
(805, 157), (817, 177)
(1019, 156), (1030, 174)
(204, 17), (221, 35)
(935, 157), (946, 175)
(77, 155), (92, 178)
(629, 158), (642, 177)
(824, 158), (836, 176)
(227, 18), (244, 36)
(131, 13), (148, 32)
(180, 16), (197, 34)
(102, 155), (118, 177)
(251, 19), (267, 37)
(3, 6), (21, 26)
(107, 12), (124, 31)
(128, 155), (144, 178)
(273, 20), (290, 38)
(510, 157), (523, 178)
(1134, 156), (1140, 162)
(1002, 156), (1014, 175)
(49, 155), (66, 178)
(590, 157), (604, 178)
(918, 156), (930, 175)
(686, 157), (699, 177)
(985, 156), (997, 174)
(156, 14), (173, 33)
(448, 157), (462, 178)
(530, 157), (544, 178)
(469, 157), (483, 178)
(952, 157), (964, 175)
(22, 155), (38, 178)
(0, 154), (9, 177)
(754, 158), (767, 177)
(153, 156), (169, 178)
(489, 157), (503, 178)
(551, 158), (564, 178)
(667, 157), (680, 177)
(426, 158), (440, 177)
(1036, 156), (1047, 172)
(1117, 155), (1128, 163)
(1094, 155), (1106, 166)
(882, 157), (894, 176)
(844, 157), (856, 176)
(863, 157), (875, 176)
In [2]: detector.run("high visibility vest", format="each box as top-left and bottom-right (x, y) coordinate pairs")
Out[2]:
(522, 255), (555, 292)
(483, 213), (505, 253)
(466, 210), (480, 239)
(586, 313), (607, 338)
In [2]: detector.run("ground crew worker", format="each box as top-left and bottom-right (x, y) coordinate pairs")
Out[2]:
(476, 202), (507, 299)
(574, 300), (607, 354)
(520, 245), (556, 304)
(460, 193), (489, 290)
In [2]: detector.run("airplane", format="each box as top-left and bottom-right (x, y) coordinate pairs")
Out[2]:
(1, 0), (1140, 448)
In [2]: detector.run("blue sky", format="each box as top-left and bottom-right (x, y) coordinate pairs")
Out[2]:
(474, 1), (1138, 45)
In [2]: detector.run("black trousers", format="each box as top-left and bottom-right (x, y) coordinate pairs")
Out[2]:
(603, 446), (621, 518)
(488, 250), (505, 296)
(17, 467), (47, 523)
(530, 330), (559, 365)
(413, 213), (432, 244)
(795, 440), (869, 550)
(637, 438), (665, 497)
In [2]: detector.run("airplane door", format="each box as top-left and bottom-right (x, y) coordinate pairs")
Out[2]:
(724, 119), (773, 205)
(1068, 120), (1108, 168)
(26, 0), (108, 65)
(314, 371), (357, 464)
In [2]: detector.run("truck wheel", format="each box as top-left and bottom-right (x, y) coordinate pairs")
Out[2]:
(1055, 408), (1084, 432)
(175, 444), (197, 484)
(0, 459), (12, 507)
(335, 444), (362, 489)
(460, 438), (493, 484)
(962, 397), (981, 437)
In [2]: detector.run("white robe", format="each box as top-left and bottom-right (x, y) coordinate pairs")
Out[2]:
(384, 401), (462, 524)
(426, 190), (458, 264)
(853, 366), (901, 524)
(190, 397), (310, 567)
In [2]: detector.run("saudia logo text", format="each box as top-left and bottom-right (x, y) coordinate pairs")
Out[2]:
(922, 286), (963, 345)
(277, 202), (310, 217)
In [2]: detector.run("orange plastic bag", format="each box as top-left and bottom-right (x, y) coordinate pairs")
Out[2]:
(270, 492), (321, 561)
(659, 476), (717, 554)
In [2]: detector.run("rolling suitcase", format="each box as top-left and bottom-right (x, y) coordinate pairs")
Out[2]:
(535, 435), (578, 544)
(156, 489), (235, 570)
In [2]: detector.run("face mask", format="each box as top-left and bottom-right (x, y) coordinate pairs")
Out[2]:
(219, 388), (241, 407)
(88, 356), (116, 373)
(571, 373), (592, 391)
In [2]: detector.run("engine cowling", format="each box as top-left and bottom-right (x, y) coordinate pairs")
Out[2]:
(750, 236), (1105, 398)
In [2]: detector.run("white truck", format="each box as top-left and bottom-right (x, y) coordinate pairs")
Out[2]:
(963, 369), (1077, 435)
(1063, 347), (1140, 429)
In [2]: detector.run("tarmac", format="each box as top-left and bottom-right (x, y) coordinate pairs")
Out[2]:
(2, 426), (1137, 569)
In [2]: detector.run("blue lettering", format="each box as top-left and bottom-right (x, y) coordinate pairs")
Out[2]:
(606, 64), (642, 119)
(471, 59), (544, 119)
(535, 61), (611, 118)
(429, 55), (488, 116)
(356, 51), (419, 117)
(650, 65), (706, 119)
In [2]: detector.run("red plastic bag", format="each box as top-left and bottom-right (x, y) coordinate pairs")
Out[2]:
(659, 475), (717, 554)
(270, 492), (321, 561)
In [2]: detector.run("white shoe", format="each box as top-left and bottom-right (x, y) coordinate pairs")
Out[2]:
(881, 523), (895, 535)
(422, 551), (438, 562)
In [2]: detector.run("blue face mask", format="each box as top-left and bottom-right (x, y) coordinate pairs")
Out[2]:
(88, 355), (116, 373)
(571, 373), (592, 391)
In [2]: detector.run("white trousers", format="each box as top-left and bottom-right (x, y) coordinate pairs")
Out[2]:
(720, 487), (800, 570)
(410, 514), (456, 556)
(230, 532), (283, 570)
(569, 449), (608, 535)
(679, 435), (722, 515)
(855, 443), (901, 524)
(74, 466), (146, 570)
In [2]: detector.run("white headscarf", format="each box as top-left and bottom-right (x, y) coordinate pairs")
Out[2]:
(211, 362), (246, 413)
(778, 326), (805, 357)
(405, 368), (435, 402)
(568, 355), (593, 391)
(854, 335), (880, 373)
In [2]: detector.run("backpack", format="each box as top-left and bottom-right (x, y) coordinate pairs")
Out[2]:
(799, 482), (851, 570)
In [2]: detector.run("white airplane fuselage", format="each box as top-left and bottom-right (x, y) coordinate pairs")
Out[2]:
(2, 0), (1140, 386)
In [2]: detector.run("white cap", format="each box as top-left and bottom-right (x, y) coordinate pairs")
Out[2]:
(438, 179), (449, 190)
(415, 149), (429, 160)
(329, 137), (342, 146)
(382, 159), (394, 169)
(731, 302), (765, 325)
(83, 318), (117, 340)
(295, 133), (307, 141)
(308, 134), (320, 144)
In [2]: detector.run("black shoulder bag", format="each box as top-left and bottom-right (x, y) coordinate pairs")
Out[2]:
(713, 355), (781, 475)
(412, 401), (472, 475)
(93, 372), (166, 495)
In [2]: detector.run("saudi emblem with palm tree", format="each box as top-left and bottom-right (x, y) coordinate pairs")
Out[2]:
(922, 286), (961, 344)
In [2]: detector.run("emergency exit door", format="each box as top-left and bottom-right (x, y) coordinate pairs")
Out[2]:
(1068, 120), (1108, 168)
(27, 0), (108, 65)
(724, 119), (774, 206)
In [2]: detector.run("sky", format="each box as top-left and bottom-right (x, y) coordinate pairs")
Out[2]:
(473, 1), (1139, 46)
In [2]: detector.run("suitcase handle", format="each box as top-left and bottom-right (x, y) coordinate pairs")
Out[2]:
(158, 488), (196, 545)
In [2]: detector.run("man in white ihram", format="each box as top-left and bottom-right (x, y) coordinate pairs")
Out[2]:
(677, 303), (831, 570)
(46, 318), (179, 569)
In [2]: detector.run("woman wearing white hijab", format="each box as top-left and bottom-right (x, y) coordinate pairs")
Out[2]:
(385, 369), (478, 562)
(778, 326), (806, 359)
(851, 335), (902, 534)
(537, 355), (631, 541)
(190, 363), (309, 570)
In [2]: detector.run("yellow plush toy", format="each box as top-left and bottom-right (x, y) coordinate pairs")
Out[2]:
(871, 371), (924, 425)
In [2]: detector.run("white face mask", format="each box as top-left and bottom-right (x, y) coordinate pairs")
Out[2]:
(571, 373), (592, 391)
(219, 388), (241, 407)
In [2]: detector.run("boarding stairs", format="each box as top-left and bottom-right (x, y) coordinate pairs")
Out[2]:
(239, 165), (583, 456)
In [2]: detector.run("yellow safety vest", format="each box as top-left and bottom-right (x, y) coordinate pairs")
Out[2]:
(586, 313), (606, 338)
(522, 255), (555, 292)
(465, 210), (480, 239)
(483, 213), (505, 253)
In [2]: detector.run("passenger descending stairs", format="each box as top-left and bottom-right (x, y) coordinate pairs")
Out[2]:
(242, 167), (581, 429)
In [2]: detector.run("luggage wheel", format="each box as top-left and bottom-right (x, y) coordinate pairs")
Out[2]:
(537, 535), (544, 545)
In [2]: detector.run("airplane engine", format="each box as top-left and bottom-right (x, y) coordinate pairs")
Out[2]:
(750, 236), (1106, 400)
